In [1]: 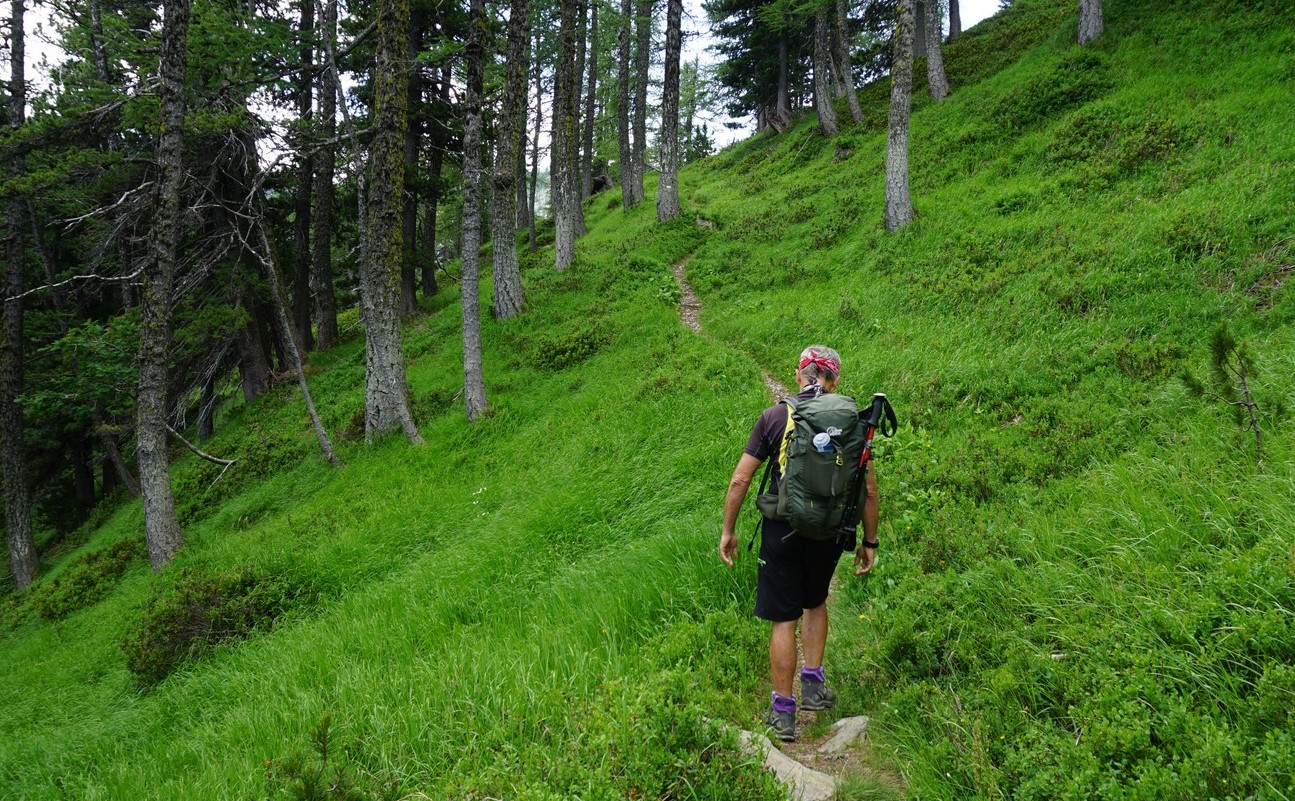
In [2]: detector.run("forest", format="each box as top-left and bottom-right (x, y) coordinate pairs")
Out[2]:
(3, 0), (1295, 798)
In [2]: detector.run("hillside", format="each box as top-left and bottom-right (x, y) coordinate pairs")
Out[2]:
(3, 0), (1294, 798)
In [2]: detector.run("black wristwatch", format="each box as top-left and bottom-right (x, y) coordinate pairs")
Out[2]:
(861, 540), (879, 549)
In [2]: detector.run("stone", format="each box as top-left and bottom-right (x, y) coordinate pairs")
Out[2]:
(819, 715), (870, 755)
(738, 729), (837, 801)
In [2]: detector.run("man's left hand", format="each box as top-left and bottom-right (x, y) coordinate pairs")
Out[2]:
(853, 545), (876, 576)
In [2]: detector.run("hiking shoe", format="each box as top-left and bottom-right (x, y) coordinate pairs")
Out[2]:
(800, 678), (836, 711)
(764, 707), (796, 742)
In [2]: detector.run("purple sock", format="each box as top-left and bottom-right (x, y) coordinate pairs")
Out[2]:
(772, 691), (797, 713)
(801, 666), (826, 684)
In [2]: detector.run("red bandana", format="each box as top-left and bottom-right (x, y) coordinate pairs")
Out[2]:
(798, 350), (840, 376)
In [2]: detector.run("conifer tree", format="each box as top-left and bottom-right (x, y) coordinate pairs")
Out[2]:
(884, 0), (915, 231)
(656, 0), (682, 220)
(1078, 0), (1102, 46)
(491, 0), (532, 318)
(137, 0), (192, 569)
(812, 6), (839, 136)
(460, 0), (490, 420)
(924, 0), (949, 100)
(3, 0), (36, 588)
(362, 0), (424, 443)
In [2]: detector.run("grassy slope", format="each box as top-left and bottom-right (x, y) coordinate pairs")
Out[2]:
(3, 0), (1294, 798)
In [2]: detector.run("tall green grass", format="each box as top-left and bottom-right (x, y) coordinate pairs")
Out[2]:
(4, 0), (1294, 797)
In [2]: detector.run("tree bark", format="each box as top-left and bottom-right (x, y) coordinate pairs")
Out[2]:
(400, 8), (425, 316)
(460, 0), (490, 422)
(491, 0), (532, 319)
(3, 0), (37, 590)
(528, 39), (543, 250)
(553, 0), (583, 270)
(924, 0), (949, 100)
(312, 0), (340, 349)
(776, 35), (791, 127)
(422, 63), (449, 297)
(362, 0), (423, 443)
(630, 0), (652, 204)
(137, 0), (191, 570)
(833, 0), (863, 124)
(581, 0), (598, 200)
(884, 0), (915, 231)
(813, 8), (839, 137)
(948, 0), (960, 40)
(655, 0), (681, 220)
(1078, 0), (1103, 46)
(293, 0), (315, 352)
(617, 0), (634, 209)
(914, 1), (927, 61)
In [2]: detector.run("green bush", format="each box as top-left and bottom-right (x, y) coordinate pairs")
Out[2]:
(123, 563), (313, 686)
(994, 49), (1114, 131)
(30, 538), (145, 620)
(529, 326), (610, 371)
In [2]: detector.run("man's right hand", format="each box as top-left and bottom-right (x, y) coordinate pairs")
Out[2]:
(719, 530), (738, 567)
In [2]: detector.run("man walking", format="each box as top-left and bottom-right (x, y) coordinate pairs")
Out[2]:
(719, 345), (880, 743)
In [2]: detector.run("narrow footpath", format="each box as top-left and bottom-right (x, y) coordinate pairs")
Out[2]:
(670, 251), (899, 800)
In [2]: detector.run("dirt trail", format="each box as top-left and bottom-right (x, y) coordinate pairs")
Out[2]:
(670, 254), (793, 402)
(669, 250), (898, 792)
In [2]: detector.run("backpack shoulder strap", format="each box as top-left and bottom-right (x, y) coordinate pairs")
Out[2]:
(776, 400), (795, 474)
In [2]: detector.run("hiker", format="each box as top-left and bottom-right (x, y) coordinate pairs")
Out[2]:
(718, 345), (880, 743)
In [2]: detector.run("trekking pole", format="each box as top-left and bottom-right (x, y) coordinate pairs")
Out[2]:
(835, 393), (897, 549)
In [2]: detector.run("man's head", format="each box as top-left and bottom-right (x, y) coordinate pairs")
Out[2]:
(796, 345), (841, 392)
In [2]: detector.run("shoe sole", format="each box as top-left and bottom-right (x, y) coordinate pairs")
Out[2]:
(799, 699), (835, 711)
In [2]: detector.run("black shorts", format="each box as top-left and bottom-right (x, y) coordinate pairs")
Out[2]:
(754, 519), (845, 622)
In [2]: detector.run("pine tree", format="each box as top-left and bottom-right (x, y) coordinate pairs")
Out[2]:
(362, 0), (424, 443)
(460, 0), (490, 421)
(812, 6), (839, 136)
(1078, 0), (1103, 46)
(884, 0), (915, 231)
(656, 0), (682, 220)
(137, 0), (192, 569)
(924, 0), (949, 100)
(491, 0), (532, 318)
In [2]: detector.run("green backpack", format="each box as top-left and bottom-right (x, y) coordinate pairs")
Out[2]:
(755, 393), (870, 542)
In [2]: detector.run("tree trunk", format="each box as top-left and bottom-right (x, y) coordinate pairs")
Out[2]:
(581, 0), (598, 200)
(73, 438), (96, 509)
(776, 35), (791, 126)
(422, 63), (449, 297)
(630, 0), (652, 204)
(553, 0), (582, 270)
(655, 0), (681, 221)
(813, 9), (839, 137)
(137, 0), (191, 570)
(528, 40), (543, 251)
(197, 370), (216, 440)
(97, 418), (140, 497)
(363, 0), (423, 443)
(293, 0), (315, 353)
(833, 0), (863, 124)
(948, 0), (960, 40)
(313, 0), (340, 350)
(924, 0), (949, 100)
(914, 1), (927, 61)
(491, 0), (532, 319)
(3, 0), (36, 590)
(400, 8), (425, 316)
(460, 0), (490, 422)
(235, 300), (273, 402)
(617, 0), (634, 209)
(1078, 0), (1103, 46)
(885, 0), (915, 231)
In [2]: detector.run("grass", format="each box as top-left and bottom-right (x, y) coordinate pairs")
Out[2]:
(4, 0), (1295, 797)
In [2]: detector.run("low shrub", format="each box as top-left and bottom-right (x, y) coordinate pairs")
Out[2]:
(30, 538), (145, 620)
(123, 563), (313, 686)
(994, 49), (1114, 131)
(529, 325), (609, 371)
